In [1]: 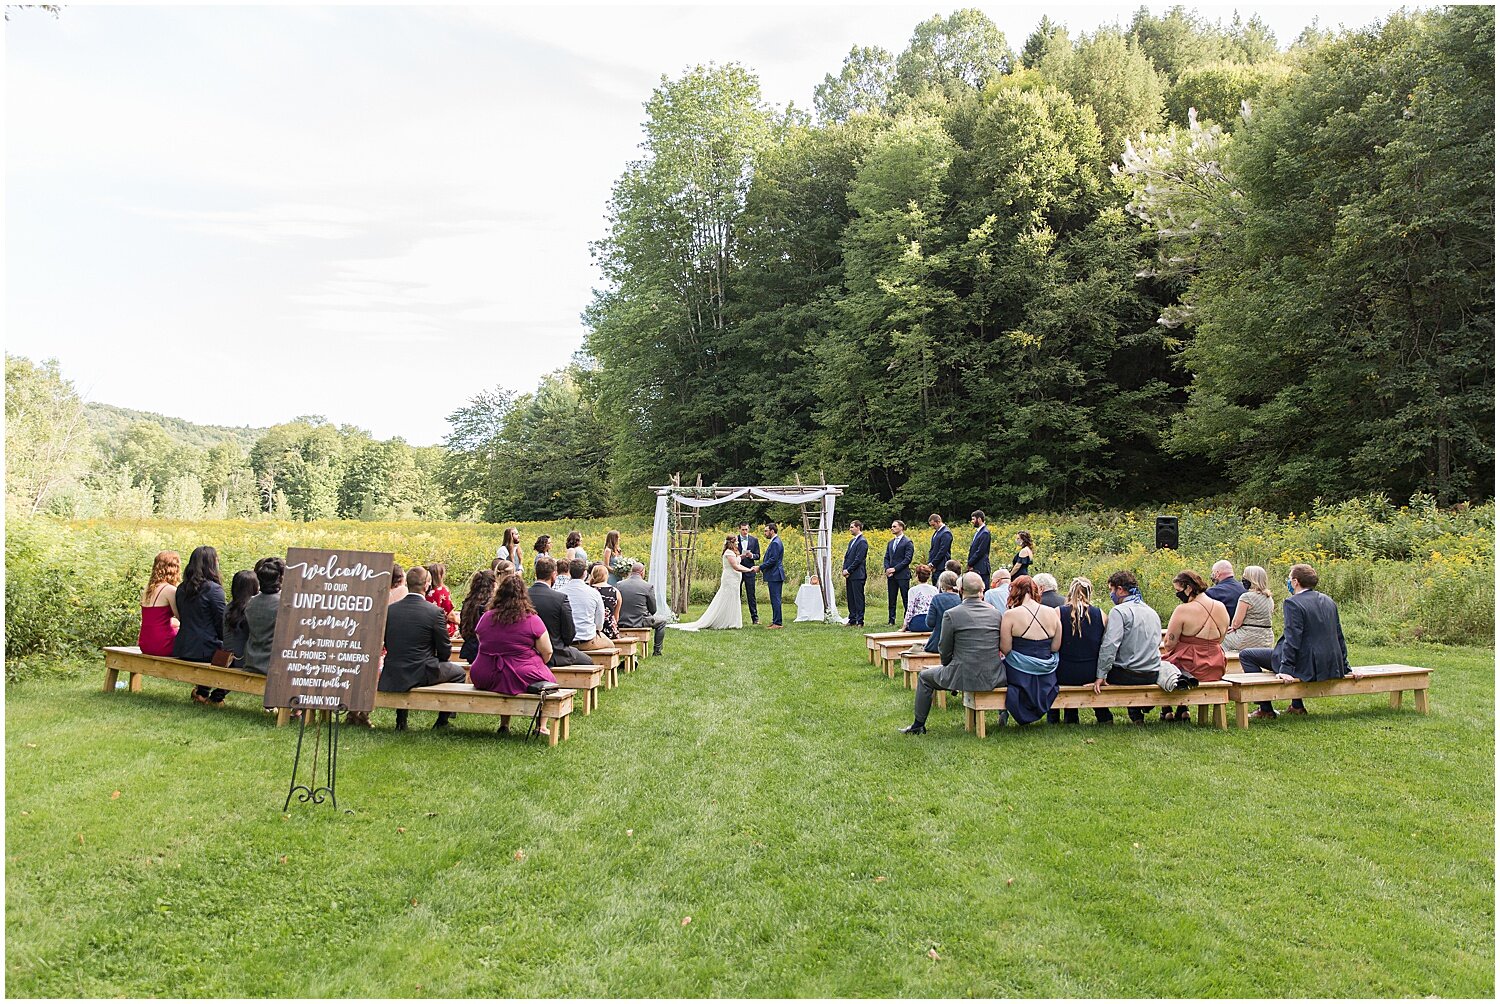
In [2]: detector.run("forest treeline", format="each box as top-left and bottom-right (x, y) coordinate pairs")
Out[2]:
(7, 6), (1493, 523)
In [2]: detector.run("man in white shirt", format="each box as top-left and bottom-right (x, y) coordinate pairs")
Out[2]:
(557, 558), (611, 651)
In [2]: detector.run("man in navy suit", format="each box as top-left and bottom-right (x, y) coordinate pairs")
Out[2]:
(966, 510), (992, 584)
(884, 519), (915, 625)
(760, 521), (785, 628)
(927, 513), (952, 571)
(841, 520), (868, 626)
(1205, 560), (1247, 618)
(736, 522), (761, 625)
(1239, 562), (1353, 719)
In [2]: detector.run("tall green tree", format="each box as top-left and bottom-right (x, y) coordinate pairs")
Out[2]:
(894, 9), (1013, 99)
(814, 45), (896, 124)
(4, 355), (93, 515)
(585, 63), (776, 505)
(1167, 7), (1495, 504)
(1040, 27), (1165, 159)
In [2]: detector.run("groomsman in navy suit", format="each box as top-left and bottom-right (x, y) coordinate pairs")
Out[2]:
(927, 513), (952, 570)
(841, 520), (868, 626)
(736, 522), (761, 625)
(966, 510), (992, 583)
(760, 522), (785, 628)
(884, 519), (914, 625)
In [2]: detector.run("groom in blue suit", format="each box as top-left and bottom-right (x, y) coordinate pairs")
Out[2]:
(842, 520), (868, 626)
(760, 522), (785, 628)
(736, 522), (761, 625)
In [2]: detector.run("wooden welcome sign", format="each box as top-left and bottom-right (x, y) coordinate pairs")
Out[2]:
(263, 547), (393, 714)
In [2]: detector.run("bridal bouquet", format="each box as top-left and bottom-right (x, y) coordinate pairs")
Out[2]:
(608, 554), (634, 578)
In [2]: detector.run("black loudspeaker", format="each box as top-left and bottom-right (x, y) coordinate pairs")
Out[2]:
(1155, 516), (1179, 551)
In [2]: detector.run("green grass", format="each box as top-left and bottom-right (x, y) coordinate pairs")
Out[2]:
(5, 609), (1494, 997)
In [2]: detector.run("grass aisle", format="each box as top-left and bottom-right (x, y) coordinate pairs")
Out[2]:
(5, 613), (1494, 997)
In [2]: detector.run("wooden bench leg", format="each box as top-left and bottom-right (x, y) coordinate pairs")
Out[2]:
(976, 711), (987, 739)
(1196, 704), (1207, 726)
(580, 691), (592, 716)
(548, 716), (560, 746)
(275, 707), (291, 728)
(964, 706), (974, 732)
(103, 666), (119, 693)
(1213, 704), (1227, 730)
(1414, 688), (1429, 714)
(1235, 702), (1249, 730)
(129, 672), (143, 692)
(1389, 690), (1403, 710)
(562, 712), (571, 742)
(936, 690), (947, 711)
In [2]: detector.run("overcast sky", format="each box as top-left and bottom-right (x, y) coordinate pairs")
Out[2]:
(5, 1), (1408, 445)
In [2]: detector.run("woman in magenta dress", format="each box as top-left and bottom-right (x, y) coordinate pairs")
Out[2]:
(470, 573), (557, 733)
(138, 550), (181, 656)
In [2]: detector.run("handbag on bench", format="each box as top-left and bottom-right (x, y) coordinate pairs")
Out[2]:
(524, 680), (560, 739)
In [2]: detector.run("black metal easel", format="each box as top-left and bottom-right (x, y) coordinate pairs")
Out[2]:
(283, 698), (342, 810)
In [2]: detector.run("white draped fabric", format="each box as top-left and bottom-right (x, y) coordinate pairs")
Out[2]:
(647, 487), (841, 623)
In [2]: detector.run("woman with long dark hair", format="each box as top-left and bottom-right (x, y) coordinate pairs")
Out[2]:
(222, 570), (259, 669)
(1009, 531), (1034, 579)
(470, 574), (557, 734)
(602, 530), (623, 584)
(1160, 569), (1229, 721)
(173, 545), (228, 704)
(458, 569), (498, 664)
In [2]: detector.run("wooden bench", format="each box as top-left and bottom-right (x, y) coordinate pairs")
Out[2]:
(962, 681), (1232, 736)
(453, 658), (605, 716)
(898, 650), (947, 709)
(103, 647), (578, 744)
(865, 631), (927, 664)
(611, 636), (642, 675)
(583, 647), (620, 689)
(616, 627), (654, 657)
(876, 637), (930, 677)
(1222, 665), (1432, 728)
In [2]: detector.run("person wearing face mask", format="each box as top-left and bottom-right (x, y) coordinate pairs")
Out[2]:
(1093, 570), (1198, 723)
(1239, 563), (1353, 719)
(1159, 570), (1229, 721)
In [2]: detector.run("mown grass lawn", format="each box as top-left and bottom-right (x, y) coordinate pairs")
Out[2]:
(5, 612), (1494, 997)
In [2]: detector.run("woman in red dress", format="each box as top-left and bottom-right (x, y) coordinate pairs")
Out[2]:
(424, 562), (458, 637)
(137, 550), (181, 657)
(470, 573), (557, 735)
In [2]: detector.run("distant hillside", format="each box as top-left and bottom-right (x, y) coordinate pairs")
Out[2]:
(84, 402), (263, 452)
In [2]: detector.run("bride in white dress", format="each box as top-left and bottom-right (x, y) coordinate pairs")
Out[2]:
(670, 535), (756, 632)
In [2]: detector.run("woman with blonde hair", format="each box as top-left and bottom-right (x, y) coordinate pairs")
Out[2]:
(1225, 565), (1275, 652)
(1049, 576), (1111, 724)
(137, 550), (181, 657)
(588, 561), (622, 639)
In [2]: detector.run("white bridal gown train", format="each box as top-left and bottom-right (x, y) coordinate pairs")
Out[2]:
(669, 550), (746, 631)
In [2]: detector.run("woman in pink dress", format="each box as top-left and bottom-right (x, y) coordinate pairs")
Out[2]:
(137, 550), (181, 656)
(470, 573), (557, 735)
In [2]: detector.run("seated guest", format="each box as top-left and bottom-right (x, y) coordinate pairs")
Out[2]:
(471, 573), (559, 736)
(1242, 563), (1353, 719)
(221, 570), (259, 669)
(458, 570), (498, 664)
(173, 546), (228, 705)
(1094, 570), (1197, 723)
(242, 557), (284, 675)
(388, 563), (407, 605)
(1050, 577), (1110, 724)
(1225, 565), (1275, 652)
(912, 570), (962, 654)
(137, 550), (181, 657)
(558, 557), (611, 651)
(588, 562), (622, 640)
(983, 569), (1012, 610)
(943, 559), (963, 579)
(379, 565), (467, 730)
(527, 556), (593, 666)
(1160, 570), (1229, 721)
(1035, 573), (1065, 609)
(1206, 560), (1247, 618)
(617, 562), (668, 657)
(424, 563), (458, 637)
(900, 573), (1005, 735)
(903, 565), (937, 632)
(999, 574), (1062, 726)
(490, 557), (514, 575)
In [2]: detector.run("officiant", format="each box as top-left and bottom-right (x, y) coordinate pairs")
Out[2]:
(736, 522), (761, 625)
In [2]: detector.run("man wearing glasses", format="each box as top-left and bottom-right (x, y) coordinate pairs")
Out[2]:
(884, 519), (915, 626)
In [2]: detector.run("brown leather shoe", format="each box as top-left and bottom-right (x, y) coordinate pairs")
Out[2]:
(1249, 708), (1278, 720)
(1285, 705), (1309, 715)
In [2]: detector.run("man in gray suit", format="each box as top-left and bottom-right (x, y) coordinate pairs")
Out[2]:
(900, 573), (1005, 735)
(616, 562), (668, 656)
